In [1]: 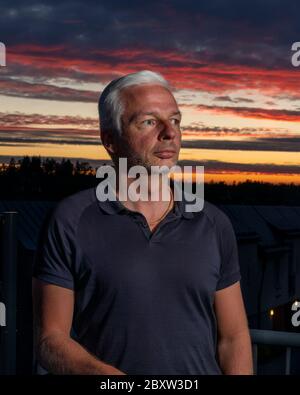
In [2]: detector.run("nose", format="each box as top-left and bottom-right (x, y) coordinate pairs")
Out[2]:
(158, 120), (177, 141)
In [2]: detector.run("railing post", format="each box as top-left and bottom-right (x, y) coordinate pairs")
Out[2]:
(0, 211), (18, 374)
(285, 347), (291, 375)
(252, 343), (258, 375)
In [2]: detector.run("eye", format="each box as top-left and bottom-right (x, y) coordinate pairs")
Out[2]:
(170, 118), (180, 125)
(142, 119), (156, 127)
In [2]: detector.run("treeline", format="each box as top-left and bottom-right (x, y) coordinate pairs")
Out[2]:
(1, 156), (300, 205)
(0, 156), (97, 200)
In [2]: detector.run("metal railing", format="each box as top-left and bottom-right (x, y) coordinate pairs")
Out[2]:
(250, 329), (300, 375)
(0, 211), (18, 375)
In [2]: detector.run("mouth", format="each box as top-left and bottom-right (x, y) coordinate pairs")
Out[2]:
(154, 150), (176, 159)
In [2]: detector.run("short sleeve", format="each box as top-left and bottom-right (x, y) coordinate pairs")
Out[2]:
(216, 212), (241, 291)
(33, 206), (76, 290)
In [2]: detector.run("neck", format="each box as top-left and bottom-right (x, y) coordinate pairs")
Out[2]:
(114, 170), (174, 223)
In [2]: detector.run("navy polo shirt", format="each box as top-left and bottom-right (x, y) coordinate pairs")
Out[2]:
(33, 179), (241, 375)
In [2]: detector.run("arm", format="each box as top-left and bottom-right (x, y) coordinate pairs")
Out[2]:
(32, 278), (126, 375)
(214, 281), (253, 375)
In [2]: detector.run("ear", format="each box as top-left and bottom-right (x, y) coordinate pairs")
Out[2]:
(101, 131), (116, 155)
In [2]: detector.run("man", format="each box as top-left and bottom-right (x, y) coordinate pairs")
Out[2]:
(32, 70), (253, 375)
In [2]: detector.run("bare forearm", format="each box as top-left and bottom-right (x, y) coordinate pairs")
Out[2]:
(217, 331), (253, 375)
(37, 332), (126, 375)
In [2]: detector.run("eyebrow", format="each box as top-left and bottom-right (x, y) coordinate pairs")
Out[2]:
(129, 110), (182, 123)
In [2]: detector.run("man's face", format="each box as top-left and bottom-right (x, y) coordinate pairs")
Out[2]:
(112, 84), (182, 171)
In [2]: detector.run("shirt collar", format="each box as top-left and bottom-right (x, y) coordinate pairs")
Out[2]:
(96, 176), (196, 219)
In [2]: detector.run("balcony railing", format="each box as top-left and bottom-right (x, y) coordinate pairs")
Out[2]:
(0, 211), (18, 374)
(250, 329), (300, 375)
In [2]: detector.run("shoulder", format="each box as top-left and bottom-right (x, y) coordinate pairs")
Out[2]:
(200, 200), (233, 231)
(201, 201), (238, 261)
(50, 187), (98, 230)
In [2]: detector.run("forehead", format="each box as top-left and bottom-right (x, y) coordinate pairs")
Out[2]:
(120, 84), (178, 114)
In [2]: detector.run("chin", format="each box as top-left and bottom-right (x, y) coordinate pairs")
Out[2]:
(160, 157), (178, 166)
(151, 159), (177, 172)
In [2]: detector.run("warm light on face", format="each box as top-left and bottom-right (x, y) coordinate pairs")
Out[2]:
(115, 84), (182, 170)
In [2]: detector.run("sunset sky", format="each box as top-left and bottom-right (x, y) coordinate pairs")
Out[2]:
(1, 0), (300, 184)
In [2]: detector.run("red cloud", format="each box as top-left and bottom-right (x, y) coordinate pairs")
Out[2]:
(188, 104), (300, 122)
(6, 45), (300, 97)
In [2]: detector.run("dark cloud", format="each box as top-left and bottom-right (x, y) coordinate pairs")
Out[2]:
(213, 96), (235, 102)
(181, 138), (300, 152)
(192, 104), (300, 122)
(1, 125), (300, 154)
(234, 97), (255, 103)
(0, 134), (101, 146)
(213, 96), (254, 104)
(0, 77), (98, 102)
(0, 112), (99, 129)
(178, 159), (300, 175)
(0, 128), (99, 139)
(181, 124), (287, 137)
(0, 0), (299, 70)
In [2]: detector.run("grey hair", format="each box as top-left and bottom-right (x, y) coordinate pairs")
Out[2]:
(98, 70), (170, 138)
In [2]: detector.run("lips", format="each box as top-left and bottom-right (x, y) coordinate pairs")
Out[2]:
(154, 150), (176, 159)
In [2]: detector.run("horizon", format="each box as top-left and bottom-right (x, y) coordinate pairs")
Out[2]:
(2, 154), (300, 186)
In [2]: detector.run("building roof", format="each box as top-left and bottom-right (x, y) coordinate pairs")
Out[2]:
(220, 204), (300, 246)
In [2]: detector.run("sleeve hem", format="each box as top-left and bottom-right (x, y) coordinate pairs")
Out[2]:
(32, 273), (74, 290)
(216, 272), (241, 291)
